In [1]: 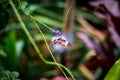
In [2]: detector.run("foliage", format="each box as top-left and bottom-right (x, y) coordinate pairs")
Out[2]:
(104, 59), (120, 80)
(0, 0), (120, 80)
(0, 66), (20, 80)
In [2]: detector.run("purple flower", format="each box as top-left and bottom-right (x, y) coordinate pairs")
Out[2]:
(55, 30), (62, 36)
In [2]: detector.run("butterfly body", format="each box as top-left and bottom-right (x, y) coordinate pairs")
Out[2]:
(53, 37), (71, 47)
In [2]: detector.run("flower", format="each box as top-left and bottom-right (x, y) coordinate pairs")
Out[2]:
(55, 30), (62, 36)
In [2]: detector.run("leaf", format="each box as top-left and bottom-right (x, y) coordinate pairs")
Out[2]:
(10, 71), (19, 79)
(19, 1), (30, 15)
(76, 32), (107, 59)
(0, 66), (20, 80)
(34, 15), (62, 28)
(44, 70), (56, 77)
(3, 70), (11, 76)
(0, 45), (7, 57)
(104, 59), (120, 80)
(89, 0), (120, 17)
(0, 49), (7, 57)
(89, 0), (120, 48)
(19, 1), (28, 10)
(108, 26), (120, 48)
(31, 5), (63, 21)
(4, 30), (18, 70)
(76, 10), (106, 26)
(2, 77), (10, 80)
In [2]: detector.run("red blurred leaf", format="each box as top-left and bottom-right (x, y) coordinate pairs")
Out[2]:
(89, 0), (120, 17)
(89, 0), (120, 48)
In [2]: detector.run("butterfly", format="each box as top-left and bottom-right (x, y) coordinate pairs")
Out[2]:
(53, 37), (72, 47)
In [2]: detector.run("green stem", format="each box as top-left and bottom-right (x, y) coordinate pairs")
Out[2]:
(9, 0), (45, 62)
(62, 5), (72, 33)
(9, 0), (75, 80)
(33, 17), (55, 33)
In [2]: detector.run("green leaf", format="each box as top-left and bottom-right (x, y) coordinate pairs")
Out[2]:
(10, 71), (19, 79)
(34, 15), (62, 28)
(31, 5), (63, 21)
(0, 45), (7, 57)
(104, 59), (120, 80)
(34, 34), (52, 41)
(44, 70), (57, 77)
(4, 30), (18, 70)
(23, 7), (30, 15)
(19, 1), (28, 10)
(0, 49), (7, 57)
(19, 1), (30, 15)
(76, 10), (106, 26)
(0, 66), (20, 80)
(3, 70), (11, 76)
(2, 77), (10, 80)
